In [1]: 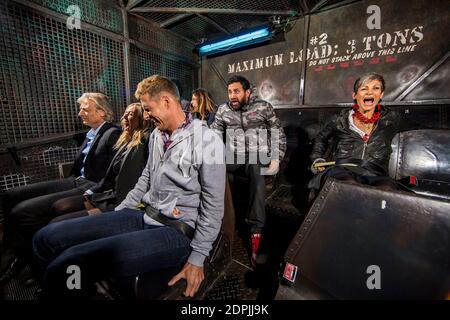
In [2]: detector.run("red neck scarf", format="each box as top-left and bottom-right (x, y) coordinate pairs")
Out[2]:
(352, 104), (381, 124)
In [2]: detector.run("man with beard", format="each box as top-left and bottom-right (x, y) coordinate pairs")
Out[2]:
(211, 75), (286, 267)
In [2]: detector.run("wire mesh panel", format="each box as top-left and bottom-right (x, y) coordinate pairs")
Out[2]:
(0, 139), (79, 191)
(0, 0), (199, 197)
(140, 12), (176, 24)
(169, 15), (223, 43)
(0, 0), (126, 145)
(129, 44), (198, 102)
(0, 173), (30, 191)
(128, 14), (197, 62)
(28, 0), (123, 34)
(137, 0), (295, 10)
(207, 13), (268, 34)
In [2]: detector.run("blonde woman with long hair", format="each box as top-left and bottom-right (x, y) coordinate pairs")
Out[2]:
(50, 103), (150, 222)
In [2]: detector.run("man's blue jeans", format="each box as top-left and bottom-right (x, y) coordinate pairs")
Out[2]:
(32, 208), (191, 298)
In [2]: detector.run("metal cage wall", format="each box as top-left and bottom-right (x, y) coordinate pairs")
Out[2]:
(0, 0), (199, 195)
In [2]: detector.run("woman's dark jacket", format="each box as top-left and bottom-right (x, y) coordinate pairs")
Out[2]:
(88, 134), (149, 207)
(191, 111), (216, 127)
(310, 106), (404, 176)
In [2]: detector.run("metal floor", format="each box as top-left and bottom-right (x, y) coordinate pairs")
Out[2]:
(1, 183), (304, 301)
(206, 231), (259, 300)
(0, 230), (280, 301)
(1, 264), (39, 300)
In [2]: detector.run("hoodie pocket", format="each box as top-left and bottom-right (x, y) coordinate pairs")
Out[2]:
(178, 141), (197, 178)
(155, 191), (179, 218)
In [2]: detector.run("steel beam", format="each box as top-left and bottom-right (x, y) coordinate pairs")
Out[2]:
(0, 131), (88, 154)
(160, 13), (193, 28)
(126, 0), (145, 11)
(131, 7), (296, 16)
(395, 51), (450, 101)
(310, 0), (332, 13)
(121, 0), (131, 105)
(299, 16), (311, 105)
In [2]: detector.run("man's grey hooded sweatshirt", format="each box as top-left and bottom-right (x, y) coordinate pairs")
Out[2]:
(115, 119), (226, 267)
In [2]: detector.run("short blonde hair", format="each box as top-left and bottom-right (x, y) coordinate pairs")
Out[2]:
(77, 92), (114, 123)
(135, 75), (180, 101)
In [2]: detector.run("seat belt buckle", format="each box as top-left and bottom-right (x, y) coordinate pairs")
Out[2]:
(136, 202), (146, 210)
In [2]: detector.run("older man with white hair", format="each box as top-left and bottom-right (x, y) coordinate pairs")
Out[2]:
(0, 92), (120, 285)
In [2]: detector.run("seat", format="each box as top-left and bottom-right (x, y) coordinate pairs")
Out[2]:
(276, 178), (450, 299)
(389, 129), (450, 200)
(268, 129), (450, 223)
(275, 129), (450, 299)
(58, 162), (73, 179)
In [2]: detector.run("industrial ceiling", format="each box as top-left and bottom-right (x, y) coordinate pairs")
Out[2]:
(125, 0), (351, 44)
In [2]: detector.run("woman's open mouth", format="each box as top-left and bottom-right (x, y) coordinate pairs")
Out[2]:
(363, 97), (375, 106)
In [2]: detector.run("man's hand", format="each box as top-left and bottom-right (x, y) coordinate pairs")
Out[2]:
(311, 158), (327, 174)
(87, 208), (102, 215)
(168, 262), (204, 297)
(264, 159), (280, 176)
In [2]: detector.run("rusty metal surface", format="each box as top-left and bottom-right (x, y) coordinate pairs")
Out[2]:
(283, 179), (450, 299)
(200, 0), (449, 107)
(405, 57), (450, 101)
(201, 17), (305, 107)
(305, 0), (450, 104)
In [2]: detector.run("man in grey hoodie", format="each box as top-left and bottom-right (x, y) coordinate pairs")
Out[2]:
(32, 75), (226, 298)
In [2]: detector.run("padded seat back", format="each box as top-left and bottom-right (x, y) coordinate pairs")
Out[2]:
(277, 179), (450, 299)
(389, 129), (450, 181)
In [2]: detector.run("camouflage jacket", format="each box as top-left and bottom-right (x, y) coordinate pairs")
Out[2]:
(211, 96), (286, 164)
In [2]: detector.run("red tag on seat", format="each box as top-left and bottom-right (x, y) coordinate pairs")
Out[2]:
(283, 262), (298, 283)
